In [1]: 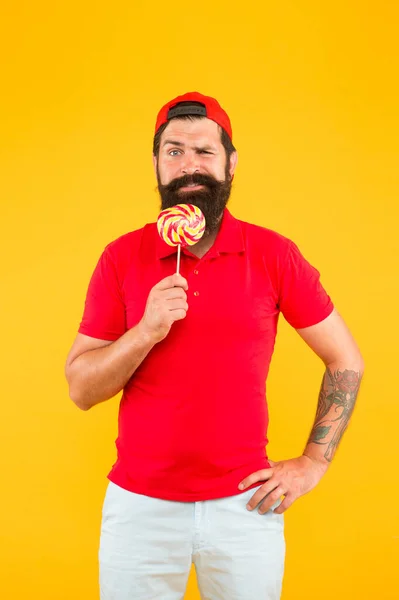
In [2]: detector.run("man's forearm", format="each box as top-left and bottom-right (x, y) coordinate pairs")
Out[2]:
(303, 360), (364, 469)
(68, 323), (157, 411)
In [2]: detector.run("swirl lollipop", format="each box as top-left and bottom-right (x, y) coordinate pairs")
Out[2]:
(157, 204), (206, 274)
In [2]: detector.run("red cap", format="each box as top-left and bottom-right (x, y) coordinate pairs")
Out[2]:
(155, 91), (233, 141)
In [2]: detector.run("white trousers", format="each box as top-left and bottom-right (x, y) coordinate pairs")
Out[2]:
(99, 480), (285, 599)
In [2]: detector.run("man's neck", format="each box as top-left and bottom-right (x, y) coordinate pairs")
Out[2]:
(188, 230), (218, 258)
(187, 214), (223, 258)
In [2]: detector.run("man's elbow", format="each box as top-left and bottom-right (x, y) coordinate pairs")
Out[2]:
(74, 399), (92, 411)
(328, 351), (365, 374)
(68, 384), (111, 411)
(65, 364), (90, 411)
(67, 382), (92, 411)
(350, 349), (365, 373)
(70, 391), (91, 411)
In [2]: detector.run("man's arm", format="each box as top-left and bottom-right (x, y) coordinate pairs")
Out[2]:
(296, 307), (365, 470)
(65, 325), (158, 411)
(239, 307), (364, 513)
(65, 273), (189, 411)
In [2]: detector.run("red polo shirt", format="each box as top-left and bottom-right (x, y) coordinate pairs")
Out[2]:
(78, 208), (334, 501)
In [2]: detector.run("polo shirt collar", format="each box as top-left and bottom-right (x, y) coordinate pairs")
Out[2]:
(155, 208), (245, 260)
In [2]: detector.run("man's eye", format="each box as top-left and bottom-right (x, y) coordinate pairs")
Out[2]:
(169, 150), (181, 156)
(199, 150), (212, 154)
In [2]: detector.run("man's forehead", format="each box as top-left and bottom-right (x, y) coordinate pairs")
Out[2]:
(160, 118), (221, 146)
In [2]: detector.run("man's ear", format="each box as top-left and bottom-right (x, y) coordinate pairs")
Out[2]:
(229, 151), (238, 180)
(152, 154), (158, 177)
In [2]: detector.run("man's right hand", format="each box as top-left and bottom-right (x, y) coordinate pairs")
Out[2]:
(138, 274), (189, 343)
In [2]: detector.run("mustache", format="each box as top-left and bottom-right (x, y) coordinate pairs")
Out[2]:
(160, 173), (221, 193)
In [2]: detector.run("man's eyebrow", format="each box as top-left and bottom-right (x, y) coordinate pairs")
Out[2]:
(162, 139), (216, 151)
(163, 139), (184, 147)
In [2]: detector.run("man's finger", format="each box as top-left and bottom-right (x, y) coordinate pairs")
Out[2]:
(238, 468), (274, 490)
(273, 493), (295, 515)
(257, 486), (286, 514)
(245, 482), (283, 512)
(155, 274), (188, 291)
(163, 287), (188, 301)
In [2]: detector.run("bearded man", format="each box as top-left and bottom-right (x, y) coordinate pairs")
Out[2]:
(65, 92), (364, 600)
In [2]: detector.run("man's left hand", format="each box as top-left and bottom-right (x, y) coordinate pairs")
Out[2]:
(238, 455), (328, 514)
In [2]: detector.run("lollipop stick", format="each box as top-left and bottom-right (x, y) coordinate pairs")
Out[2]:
(176, 244), (181, 274)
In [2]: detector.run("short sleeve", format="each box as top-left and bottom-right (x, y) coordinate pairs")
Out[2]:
(278, 240), (334, 329)
(78, 246), (127, 341)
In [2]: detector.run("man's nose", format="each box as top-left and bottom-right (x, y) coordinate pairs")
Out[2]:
(181, 154), (200, 175)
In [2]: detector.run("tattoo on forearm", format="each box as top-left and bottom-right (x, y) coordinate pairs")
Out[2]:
(307, 367), (362, 462)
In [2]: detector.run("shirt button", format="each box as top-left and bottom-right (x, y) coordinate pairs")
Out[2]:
(194, 291), (200, 297)
(194, 270), (199, 275)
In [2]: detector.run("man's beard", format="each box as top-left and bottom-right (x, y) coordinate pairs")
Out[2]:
(156, 163), (232, 235)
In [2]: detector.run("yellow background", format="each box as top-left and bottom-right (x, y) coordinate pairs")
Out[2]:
(1, 1), (398, 598)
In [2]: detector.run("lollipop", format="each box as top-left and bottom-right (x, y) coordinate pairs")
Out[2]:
(157, 204), (206, 274)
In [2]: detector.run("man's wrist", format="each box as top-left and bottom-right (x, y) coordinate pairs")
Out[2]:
(135, 320), (160, 347)
(302, 450), (330, 475)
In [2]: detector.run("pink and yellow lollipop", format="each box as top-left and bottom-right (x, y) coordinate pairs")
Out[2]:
(157, 204), (206, 273)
